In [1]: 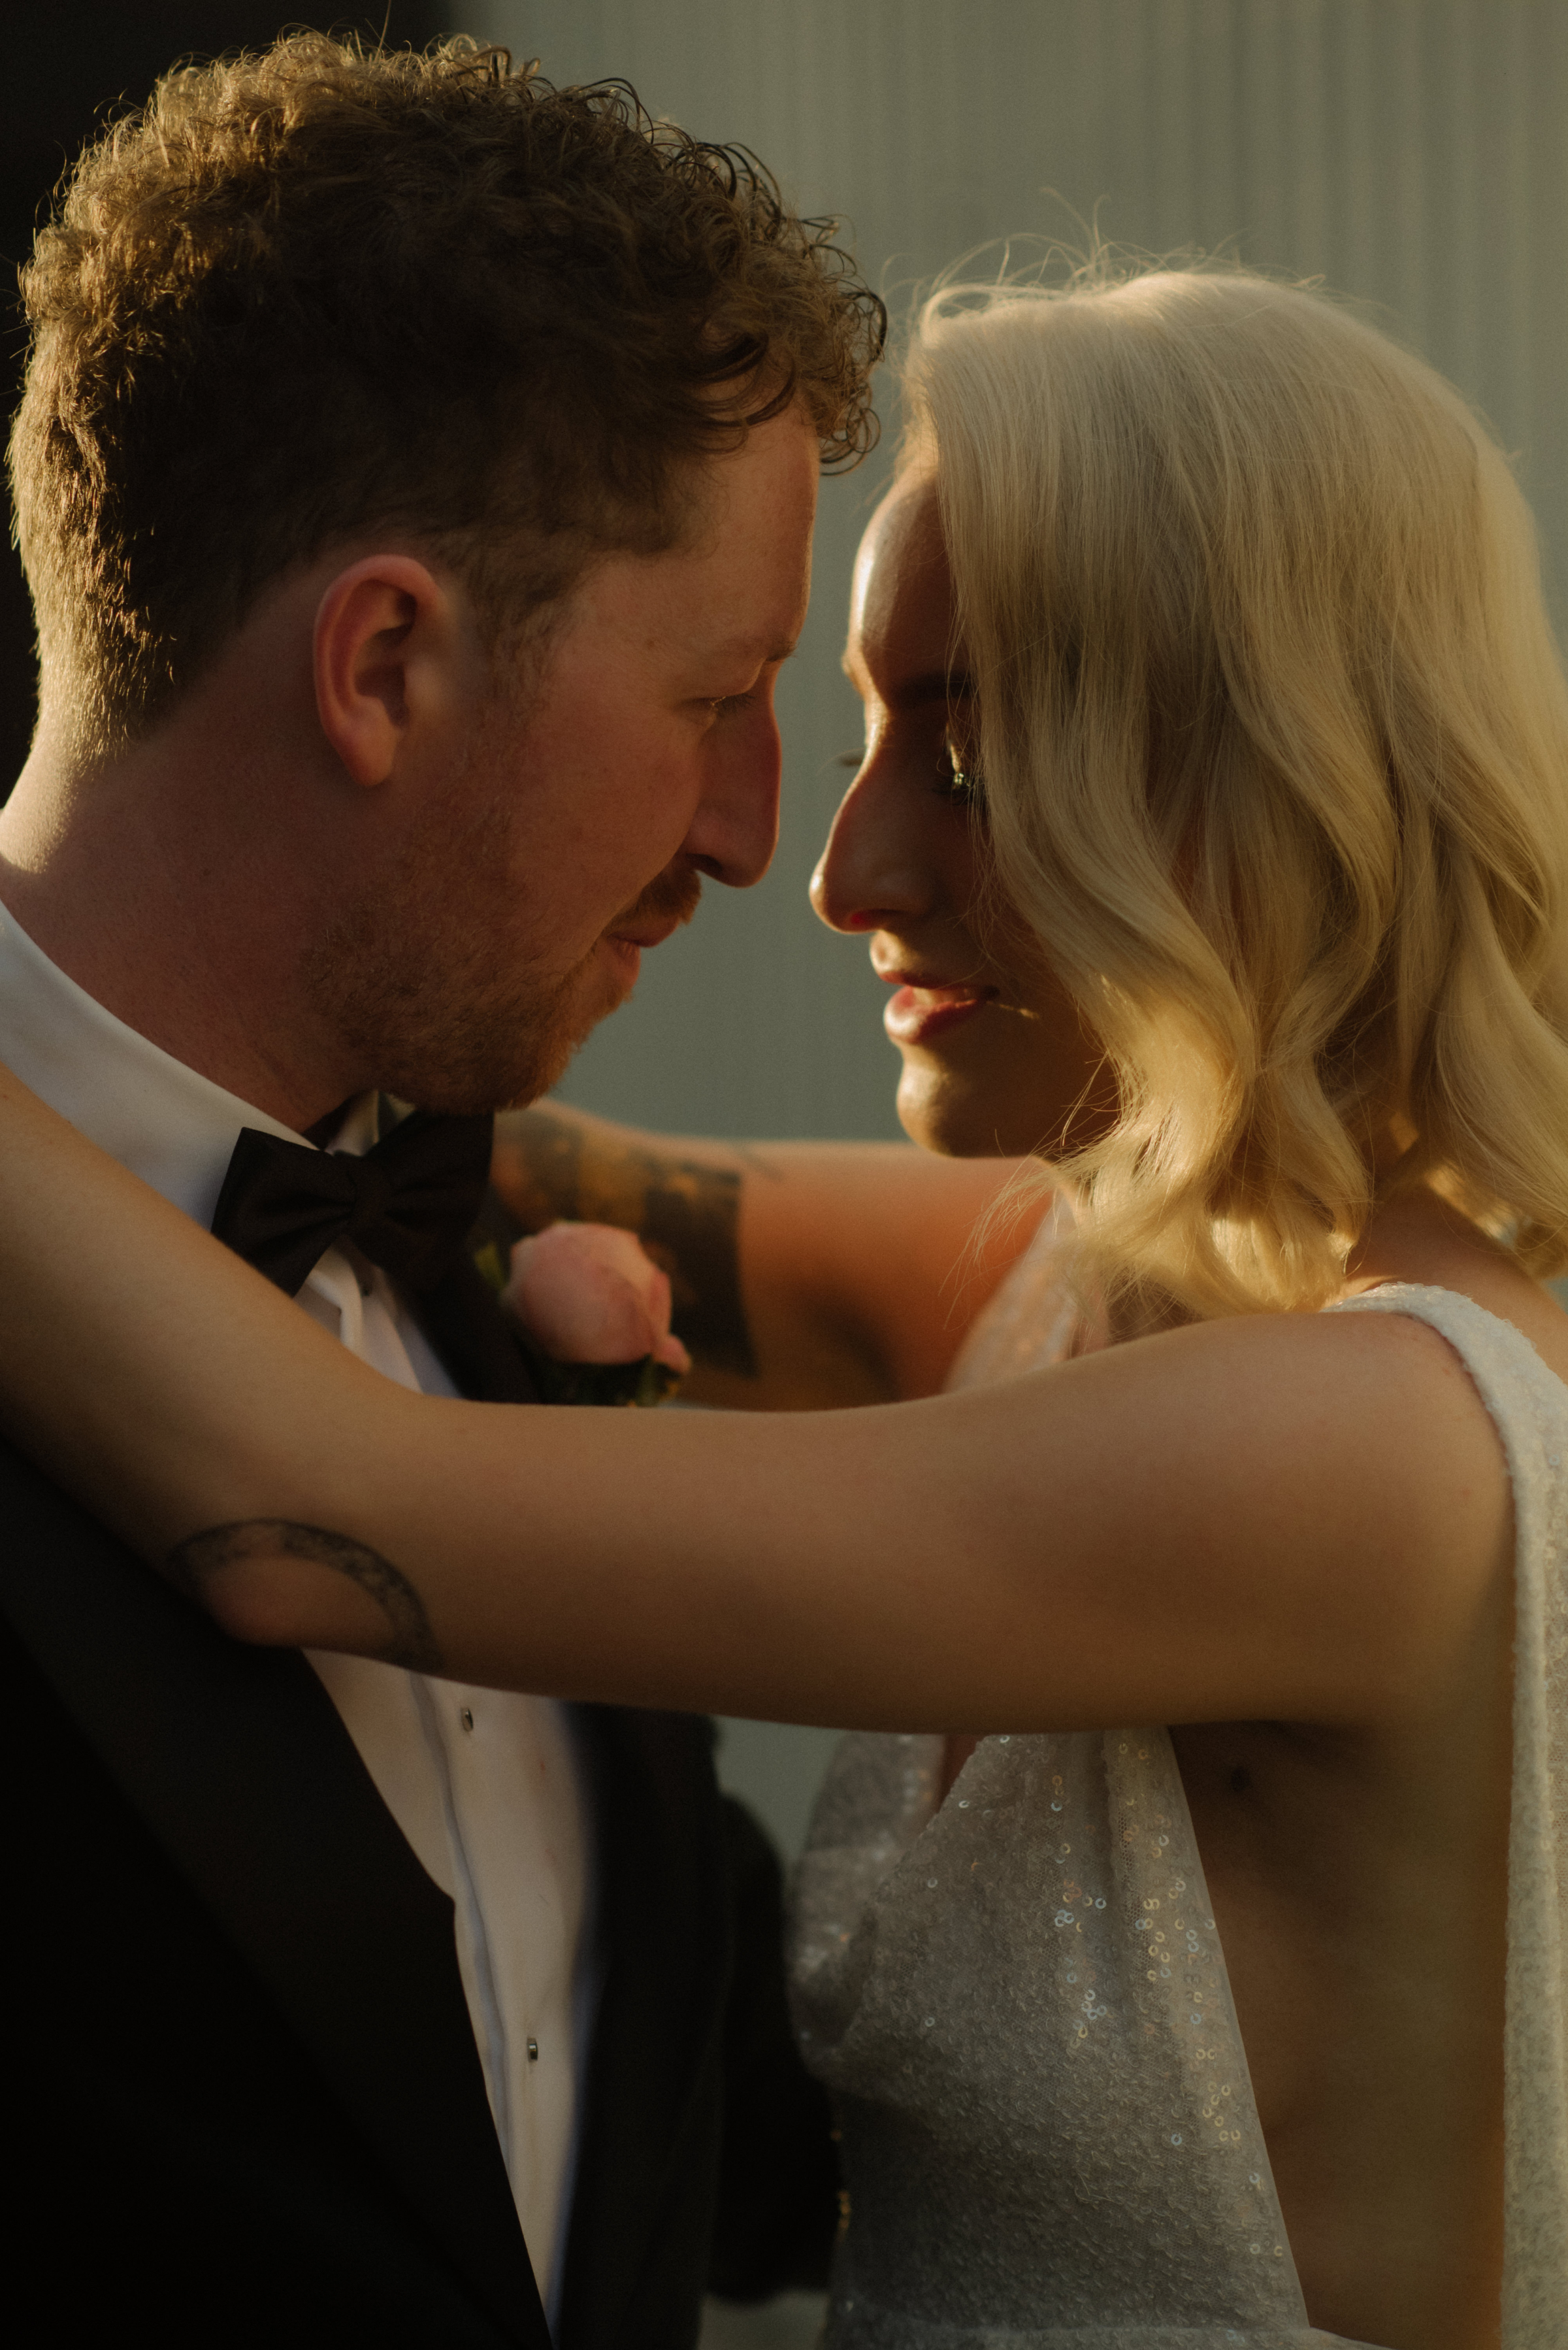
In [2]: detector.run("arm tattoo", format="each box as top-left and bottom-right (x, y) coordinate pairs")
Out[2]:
(167, 1520), (444, 1674)
(489, 1106), (759, 1377)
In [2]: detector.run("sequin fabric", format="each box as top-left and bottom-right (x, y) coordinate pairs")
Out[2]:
(789, 1238), (1564, 2348)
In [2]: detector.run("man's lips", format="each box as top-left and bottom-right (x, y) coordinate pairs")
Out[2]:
(599, 872), (704, 984)
(606, 917), (682, 954)
(880, 970), (996, 1046)
(598, 928), (664, 987)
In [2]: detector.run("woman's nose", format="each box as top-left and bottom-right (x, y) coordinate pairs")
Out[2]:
(810, 752), (936, 935)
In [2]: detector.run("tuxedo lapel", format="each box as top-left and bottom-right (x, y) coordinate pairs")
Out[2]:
(557, 1705), (732, 2348)
(406, 1247), (542, 1404)
(0, 1437), (549, 2350)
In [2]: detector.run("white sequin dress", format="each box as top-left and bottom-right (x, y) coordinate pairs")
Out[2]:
(790, 1214), (1568, 2349)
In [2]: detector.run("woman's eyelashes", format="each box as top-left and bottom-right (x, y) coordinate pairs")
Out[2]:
(936, 736), (985, 807)
(832, 740), (985, 803)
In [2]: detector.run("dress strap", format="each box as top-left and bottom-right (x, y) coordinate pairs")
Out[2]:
(1326, 1282), (1568, 2347)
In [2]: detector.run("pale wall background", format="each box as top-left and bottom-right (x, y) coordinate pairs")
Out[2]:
(464, 4), (1568, 2340)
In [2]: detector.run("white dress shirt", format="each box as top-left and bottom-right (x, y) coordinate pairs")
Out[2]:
(0, 904), (591, 2317)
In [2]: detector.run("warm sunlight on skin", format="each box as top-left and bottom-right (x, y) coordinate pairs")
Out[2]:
(0, 408), (819, 1129)
(491, 405), (820, 1055)
(811, 474), (1115, 1159)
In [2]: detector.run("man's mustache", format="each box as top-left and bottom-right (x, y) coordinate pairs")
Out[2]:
(613, 867), (704, 934)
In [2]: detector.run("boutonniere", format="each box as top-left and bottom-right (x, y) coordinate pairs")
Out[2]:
(473, 1221), (689, 1409)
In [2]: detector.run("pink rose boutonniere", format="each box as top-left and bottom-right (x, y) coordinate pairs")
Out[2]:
(499, 1221), (691, 1406)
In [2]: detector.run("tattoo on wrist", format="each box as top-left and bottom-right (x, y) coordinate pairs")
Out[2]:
(166, 1520), (444, 1674)
(490, 1107), (759, 1376)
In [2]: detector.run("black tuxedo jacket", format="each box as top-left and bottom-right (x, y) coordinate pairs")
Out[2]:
(0, 1231), (836, 2345)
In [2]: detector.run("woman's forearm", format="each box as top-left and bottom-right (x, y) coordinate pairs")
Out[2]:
(492, 1101), (1039, 1410)
(0, 1067), (1492, 1737)
(176, 1314), (1484, 1740)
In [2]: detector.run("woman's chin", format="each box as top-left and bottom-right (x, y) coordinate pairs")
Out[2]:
(892, 1018), (1117, 1162)
(895, 1061), (1024, 1159)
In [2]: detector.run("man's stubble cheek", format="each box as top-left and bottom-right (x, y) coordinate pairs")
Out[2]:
(299, 797), (608, 1116)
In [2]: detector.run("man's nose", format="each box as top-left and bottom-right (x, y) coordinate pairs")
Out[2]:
(681, 703), (782, 888)
(810, 750), (934, 934)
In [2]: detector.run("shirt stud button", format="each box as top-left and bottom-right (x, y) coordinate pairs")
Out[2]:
(459, 1706), (474, 1732)
(527, 2038), (539, 2062)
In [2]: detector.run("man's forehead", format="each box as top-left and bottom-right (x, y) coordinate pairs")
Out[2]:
(572, 553), (805, 661)
(592, 415), (816, 660)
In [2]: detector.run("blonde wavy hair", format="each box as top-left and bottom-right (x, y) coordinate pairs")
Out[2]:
(907, 263), (1568, 1319)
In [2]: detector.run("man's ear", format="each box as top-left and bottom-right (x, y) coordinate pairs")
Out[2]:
(313, 556), (455, 787)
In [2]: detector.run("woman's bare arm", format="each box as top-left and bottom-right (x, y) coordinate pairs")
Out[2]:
(491, 1102), (1043, 1409)
(0, 1068), (1510, 1736)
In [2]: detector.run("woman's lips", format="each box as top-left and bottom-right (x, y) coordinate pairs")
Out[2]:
(883, 980), (993, 1046)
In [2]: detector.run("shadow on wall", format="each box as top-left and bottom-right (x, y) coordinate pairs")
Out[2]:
(700, 2289), (828, 2348)
(716, 1716), (844, 1862)
(0, 3), (448, 798)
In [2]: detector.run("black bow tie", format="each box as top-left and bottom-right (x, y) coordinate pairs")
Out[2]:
(212, 1107), (495, 1298)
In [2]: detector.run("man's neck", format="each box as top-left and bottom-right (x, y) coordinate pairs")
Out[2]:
(0, 717), (355, 1133)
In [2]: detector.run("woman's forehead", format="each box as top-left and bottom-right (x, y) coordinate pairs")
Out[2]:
(844, 473), (955, 695)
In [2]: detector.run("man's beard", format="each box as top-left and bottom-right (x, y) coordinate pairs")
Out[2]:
(301, 842), (702, 1117)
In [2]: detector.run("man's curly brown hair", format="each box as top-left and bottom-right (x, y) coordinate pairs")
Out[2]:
(10, 32), (885, 760)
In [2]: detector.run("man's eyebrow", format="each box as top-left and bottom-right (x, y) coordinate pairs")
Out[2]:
(713, 633), (800, 665)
